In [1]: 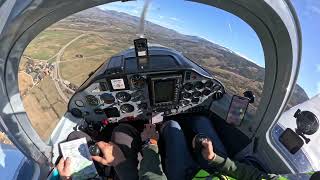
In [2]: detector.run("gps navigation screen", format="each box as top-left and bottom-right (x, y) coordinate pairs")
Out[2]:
(154, 80), (175, 103)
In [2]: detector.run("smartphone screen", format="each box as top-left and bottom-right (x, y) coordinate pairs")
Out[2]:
(226, 95), (250, 126)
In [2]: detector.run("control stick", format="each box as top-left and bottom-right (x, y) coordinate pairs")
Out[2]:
(89, 144), (102, 156)
(194, 133), (212, 153)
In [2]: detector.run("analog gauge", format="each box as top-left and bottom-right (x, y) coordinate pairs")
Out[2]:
(191, 98), (200, 104)
(132, 90), (145, 102)
(138, 103), (148, 110)
(202, 89), (212, 96)
(131, 75), (145, 89)
(75, 100), (84, 107)
(194, 81), (204, 90)
(181, 100), (190, 106)
(100, 93), (115, 104)
(182, 92), (192, 99)
(193, 91), (202, 98)
(120, 104), (135, 113)
(205, 80), (214, 88)
(116, 92), (131, 102)
(85, 95), (99, 106)
(70, 108), (83, 118)
(183, 83), (193, 91)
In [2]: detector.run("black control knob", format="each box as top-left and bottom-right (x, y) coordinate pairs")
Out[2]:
(116, 92), (131, 102)
(183, 83), (193, 91)
(100, 93), (115, 104)
(89, 144), (101, 156)
(194, 81), (204, 90)
(120, 104), (135, 113)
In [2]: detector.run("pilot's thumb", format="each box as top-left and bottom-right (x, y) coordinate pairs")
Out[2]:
(202, 140), (210, 149)
(65, 157), (71, 168)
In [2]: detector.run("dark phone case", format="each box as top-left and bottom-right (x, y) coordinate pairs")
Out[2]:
(226, 95), (249, 126)
(279, 128), (304, 154)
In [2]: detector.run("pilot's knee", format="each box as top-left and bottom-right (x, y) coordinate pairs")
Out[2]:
(67, 131), (92, 142)
(112, 124), (139, 140)
(192, 115), (211, 122)
(112, 124), (140, 150)
(161, 120), (181, 133)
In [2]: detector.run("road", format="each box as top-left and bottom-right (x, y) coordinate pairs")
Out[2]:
(53, 34), (87, 103)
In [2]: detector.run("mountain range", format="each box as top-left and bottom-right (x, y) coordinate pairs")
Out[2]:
(51, 7), (309, 109)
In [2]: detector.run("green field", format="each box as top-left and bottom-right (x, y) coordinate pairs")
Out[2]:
(59, 56), (109, 86)
(62, 34), (116, 60)
(24, 29), (82, 60)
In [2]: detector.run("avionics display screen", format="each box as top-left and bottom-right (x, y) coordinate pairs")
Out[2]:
(154, 79), (175, 103)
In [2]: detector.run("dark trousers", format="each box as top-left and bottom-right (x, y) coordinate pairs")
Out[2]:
(161, 116), (227, 180)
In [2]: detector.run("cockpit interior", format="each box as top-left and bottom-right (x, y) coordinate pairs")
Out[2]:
(1, 0), (320, 179)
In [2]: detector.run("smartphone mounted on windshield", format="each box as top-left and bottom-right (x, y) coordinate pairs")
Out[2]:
(226, 95), (250, 126)
(134, 38), (149, 69)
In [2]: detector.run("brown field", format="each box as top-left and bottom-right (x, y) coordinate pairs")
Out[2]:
(0, 132), (12, 145)
(18, 72), (34, 96)
(22, 77), (67, 141)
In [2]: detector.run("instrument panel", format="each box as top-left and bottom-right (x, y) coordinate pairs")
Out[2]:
(68, 46), (225, 124)
(68, 70), (225, 123)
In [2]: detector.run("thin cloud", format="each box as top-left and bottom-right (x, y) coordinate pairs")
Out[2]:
(304, 0), (320, 17)
(228, 23), (232, 33)
(317, 82), (320, 94)
(98, 1), (143, 17)
(169, 17), (180, 21)
(310, 5), (320, 15)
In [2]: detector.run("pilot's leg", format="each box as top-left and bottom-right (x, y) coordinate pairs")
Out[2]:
(111, 123), (141, 180)
(183, 115), (227, 157)
(161, 120), (199, 180)
(182, 115), (227, 173)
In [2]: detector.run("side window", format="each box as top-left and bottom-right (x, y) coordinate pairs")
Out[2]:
(269, 0), (320, 172)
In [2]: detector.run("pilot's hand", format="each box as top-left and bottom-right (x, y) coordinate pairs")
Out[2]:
(57, 157), (72, 180)
(192, 137), (216, 161)
(91, 141), (126, 167)
(141, 124), (159, 142)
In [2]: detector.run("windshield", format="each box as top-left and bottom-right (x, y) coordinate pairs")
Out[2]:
(270, 0), (320, 172)
(18, 0), (269, 142)
(18, 0), (309, 142)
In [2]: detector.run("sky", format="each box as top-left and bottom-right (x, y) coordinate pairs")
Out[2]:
(99, 0), (320, 98)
